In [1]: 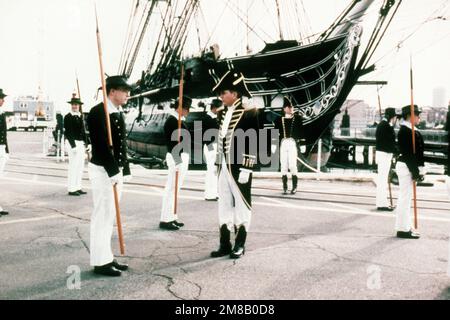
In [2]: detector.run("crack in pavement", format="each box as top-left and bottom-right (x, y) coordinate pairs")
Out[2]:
(75, 227), (90, 254)
(296, 238), (446, 276)
(152, 272), (202, 300)
(41, 206), (90, 222)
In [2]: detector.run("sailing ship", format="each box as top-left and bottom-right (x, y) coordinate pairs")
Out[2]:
(121, 0), (403, 168)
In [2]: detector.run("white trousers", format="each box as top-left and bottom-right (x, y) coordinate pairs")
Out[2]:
(280, 138), (298, 175)
(204, 144), (218, 200)
(375, 151), (393, 208)
(88, 163), (123, 266)
(394, 162), (414, 232)
(160, 152), (189, 223)
(0, 145), (7, 212)
(218, 161), (251, 231)
(67, 140), (86, 192)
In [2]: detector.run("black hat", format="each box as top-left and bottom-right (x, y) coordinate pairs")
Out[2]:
(171, 95), (192, 110)
(105, 75), (135, 92)
(401, 104), (421, 119)
(0, 88), (7, 98)
(67, 93), (83, 105)
(384, 108), (398, 120)
(282, 96), (293, 108)
(210, 98), (222, 109)
(212, 69), (252, 97)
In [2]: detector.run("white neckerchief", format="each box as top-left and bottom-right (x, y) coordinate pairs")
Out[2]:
(221, 105), (236, 137)
(400, 119), (417, 130)
(381, 118), (393, 127)
(207, 111), (217, 119)
(107, 99), (122, 114)
(0, 109), (4, 115)
(168, 109), (185, 121)
(70, 111), (81, 117)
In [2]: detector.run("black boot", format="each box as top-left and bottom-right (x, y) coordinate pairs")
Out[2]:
(282, 175), (288, 195)
(230, 225), (247, 259)
(291, 175), (298, 194)
(211, 224), (232, 257)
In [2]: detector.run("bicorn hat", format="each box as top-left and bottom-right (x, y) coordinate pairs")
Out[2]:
(212, 69), (252, 98)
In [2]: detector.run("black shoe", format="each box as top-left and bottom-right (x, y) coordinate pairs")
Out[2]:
(282, 175), (288, 195)
(93, 264), (121, 277)
(377, 206), (394, 212)
(291, 175), (298, 195)
(230, 225), (247, 259)
(77, 190), (87, 195)
(0, 211), (9, 216)
(68, 191), (80, 196)
(159, 221), (180, 230)
(173, 220), (184, 227)
(111, 259), (128, 271)
(396, 230), (420, 239)
(211, 224), (232, 258)
(230, 246), (245, 259)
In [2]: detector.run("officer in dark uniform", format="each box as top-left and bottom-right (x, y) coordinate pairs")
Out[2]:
(394, 105), (424, 239)
(273, 96), (303, 195)
(375, 108), (398, 211)
(87, 75), (133, 277)
(0, 88), (10, 216)
(64, 94), (89, 196)
(159, 96), (192, 230)
(210, 69), (260, 259)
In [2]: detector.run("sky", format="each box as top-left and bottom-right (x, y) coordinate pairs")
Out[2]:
(0, 0), (449, 114)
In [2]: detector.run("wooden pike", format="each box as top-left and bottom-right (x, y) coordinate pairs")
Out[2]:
(95, 5), (125, 255)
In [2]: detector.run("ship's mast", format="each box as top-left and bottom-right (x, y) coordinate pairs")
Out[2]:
(275, 0), (284, 40)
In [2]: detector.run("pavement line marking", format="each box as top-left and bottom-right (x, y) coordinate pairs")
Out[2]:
(254, 199), (450, 223)
(326, 202), (366, 214)
(3, 176), (450, 224)
(0, 215), (62, 225)
(1, 176), (204, 201)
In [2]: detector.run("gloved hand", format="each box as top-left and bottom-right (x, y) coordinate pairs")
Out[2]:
(419, 166), (426, 176)
(412, 172), (424, 182)
(123, 174), (132, 183)
(110, 174), (121, 186)
(238, 168), (252, 184)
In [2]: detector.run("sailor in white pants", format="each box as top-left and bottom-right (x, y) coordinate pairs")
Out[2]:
(86, 75), (133, 277)
(375, 108), (398, 211)
(394, 105), (424, 239)
(64, 95), (89, 196)
(273, 97), (303, 195)
(159, 97), (192, 230)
